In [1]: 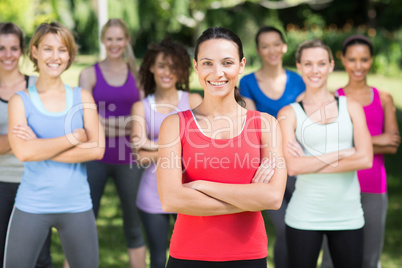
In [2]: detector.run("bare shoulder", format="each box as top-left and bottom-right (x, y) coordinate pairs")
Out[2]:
(378, 90), (395, 107)
(80, 88), (96, 103)
(277, 105), (295, 119)
(79, 66), (96, 89)
(344, 96), (363, 111)
(259, 112), (279, 135)
(188, 92), (203, 109)
(9, 93), (24, 107)
(131, 100), (145, 115)
(162, 113), (180, 128)
(260, 111), (277, 124)
(159, 113), (181, 143)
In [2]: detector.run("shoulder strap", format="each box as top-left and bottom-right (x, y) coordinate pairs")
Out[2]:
(24, 75), (29, 87)
(15, 90), (32, 118)
(298, 100), (305, 112)
(178, 110), (190, 147)
(248, 110), (261, 144)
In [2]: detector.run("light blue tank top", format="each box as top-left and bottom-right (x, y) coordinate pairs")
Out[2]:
(285, 96), (364, 230)
(14, 85), (92, 214)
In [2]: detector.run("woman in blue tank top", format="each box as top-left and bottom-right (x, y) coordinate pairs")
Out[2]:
(131, 38), (202, 268)
(5, 22), (105, 268)
(239, 26), (305, 268)
(278, 39), (372, 268)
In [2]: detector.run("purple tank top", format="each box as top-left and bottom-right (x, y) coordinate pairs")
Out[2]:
(93, 63), (140, 164)
(337, 87), (386, 193)
(136, 91), (191, 213)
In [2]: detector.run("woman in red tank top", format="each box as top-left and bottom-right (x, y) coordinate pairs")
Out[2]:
(157, 27), (287, 268)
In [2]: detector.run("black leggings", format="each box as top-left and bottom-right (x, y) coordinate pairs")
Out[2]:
(286, 225), (363, 268)
(138, 210), (176, 268)
(166, 257), (267, 268)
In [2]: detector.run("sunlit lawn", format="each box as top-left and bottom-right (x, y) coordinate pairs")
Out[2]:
(21, 56), (402, 267)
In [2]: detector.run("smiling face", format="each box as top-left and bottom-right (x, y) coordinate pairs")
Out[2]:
(102, 26), (128, 59)
(0, 34), (22, 72)
(257, 31), (287, 66)
(194, 38), (245, 98)
(341, 44), (372, 82)
(297, 47), (334, 90)
(31, 33), (70, 77)
(150, 52), (178, 91)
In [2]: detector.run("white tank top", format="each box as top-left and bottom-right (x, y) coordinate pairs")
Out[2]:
(285, 96), (364, 230)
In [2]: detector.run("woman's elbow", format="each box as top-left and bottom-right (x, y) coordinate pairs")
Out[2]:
(260, 192), (283, 211)
(90, 147), (104, 161)
(95, 147), (105, 160)
(287, 169), (297, 177)
(270, 193), (284, 210)
(286, 164), (299, 177)
(159, 197), (177, 213)
(360, 153), (373, 170)
(13, 149), (33, 162)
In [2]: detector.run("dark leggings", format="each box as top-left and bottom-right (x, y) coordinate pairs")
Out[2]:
(166, 257), (267, 268)
(286, 225), (364, 268)
(86, 161), (144, 248)
(0, 182), (52, 268)
(265, 175), (296, 268)
(138, 210), (176, 268)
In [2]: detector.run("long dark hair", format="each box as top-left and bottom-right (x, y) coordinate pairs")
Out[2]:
(194, 27), (245, 107)
(139, 38), (191, 97)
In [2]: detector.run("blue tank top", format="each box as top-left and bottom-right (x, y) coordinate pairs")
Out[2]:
(239, 69), (305, 118)
(14, 85), (92, 214)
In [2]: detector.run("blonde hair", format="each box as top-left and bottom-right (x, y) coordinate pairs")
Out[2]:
(101, 18), (138, 80)
(295, 39), (333, 63)
(29, 21), (77, 72)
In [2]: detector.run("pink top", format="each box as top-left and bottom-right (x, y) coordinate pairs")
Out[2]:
(337, 87), (387, 193)
(168, 110), (267, 261)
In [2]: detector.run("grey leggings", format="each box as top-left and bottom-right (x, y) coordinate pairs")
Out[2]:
(4, 208), (98, 268)
(321, 193), (388, 268)
(265, 175), (296, 268)
(86, 161), (145, 248)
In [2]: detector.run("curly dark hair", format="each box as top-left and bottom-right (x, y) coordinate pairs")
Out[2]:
(139, 38), (191, 97)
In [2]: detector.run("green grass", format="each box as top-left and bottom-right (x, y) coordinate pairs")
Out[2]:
(23, 56), (402, 267)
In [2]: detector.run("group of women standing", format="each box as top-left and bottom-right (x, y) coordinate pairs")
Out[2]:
(0, 17), (398, 268)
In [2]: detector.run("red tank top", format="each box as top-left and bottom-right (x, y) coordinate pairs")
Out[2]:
(169, 110), (268, 261)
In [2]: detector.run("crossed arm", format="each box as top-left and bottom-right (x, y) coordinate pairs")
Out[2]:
(277, 99), (373, 176)
(156, 112), (287, 216)
(371, 91), (400, 154)
(8, 90), (105, 163)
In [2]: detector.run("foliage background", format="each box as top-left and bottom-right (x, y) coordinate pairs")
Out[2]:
(1, 0), (402, 74)
(2, 0), (402, 267)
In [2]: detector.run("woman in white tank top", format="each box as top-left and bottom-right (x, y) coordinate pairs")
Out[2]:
(277, 39), (373, 268)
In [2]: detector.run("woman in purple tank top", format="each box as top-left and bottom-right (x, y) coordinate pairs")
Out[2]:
(131, 38), (202, 268)
(79, 19), (146, 268)
(321, 36), (400, 268)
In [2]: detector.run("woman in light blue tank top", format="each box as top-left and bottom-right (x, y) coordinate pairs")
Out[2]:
(5, 22), (105, 268)
(278, 39), (372, 268)
(131, 38), (202, 268)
